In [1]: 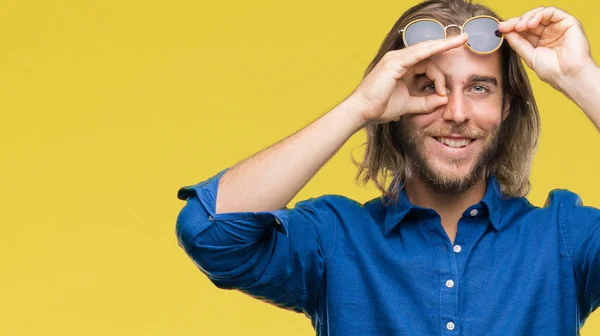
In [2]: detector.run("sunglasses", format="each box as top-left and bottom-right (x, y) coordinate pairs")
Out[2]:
(398, 15), (504, 55)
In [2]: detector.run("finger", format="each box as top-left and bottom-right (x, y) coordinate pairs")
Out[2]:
(397, 33), (468, 68)
(519, 7), (566, 34)
(427, 62), (446, 96)
(526, 7), (548, 32)
(407, 93), (448, 114)
(515, 7), (546, 32)
(538, 6), (571, 25)
(504, 32), (535, 68)
(499, 7), (544, 32)
(412, 60), (446, 96)
(504, 16), (545, 41)
(519, 7), (575, 39)
(498, 17), (520, 33)
(391, 32), (467, 54)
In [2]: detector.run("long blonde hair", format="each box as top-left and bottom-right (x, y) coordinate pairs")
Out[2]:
(353, 0), (540, 204)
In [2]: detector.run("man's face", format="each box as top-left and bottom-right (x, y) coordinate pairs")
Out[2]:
(398, 44), (509, 194)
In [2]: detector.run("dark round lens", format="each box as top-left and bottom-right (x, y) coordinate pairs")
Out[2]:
(463, 17), (502, 53)
(404, 20), (445, 47)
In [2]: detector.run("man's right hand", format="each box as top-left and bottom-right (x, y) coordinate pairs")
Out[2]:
(213, 33), (470, 215)
(349, 33), (469, 126)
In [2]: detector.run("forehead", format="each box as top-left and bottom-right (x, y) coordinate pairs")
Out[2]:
(429, 45), (502, 82)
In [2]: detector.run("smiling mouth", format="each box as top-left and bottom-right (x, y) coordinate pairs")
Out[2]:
(434, 137), (474, 148)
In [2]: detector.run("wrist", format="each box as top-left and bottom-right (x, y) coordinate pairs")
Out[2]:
(555, 59), (599, 99)
(339, 94), (372, 131)
(554, 59), (600, 130)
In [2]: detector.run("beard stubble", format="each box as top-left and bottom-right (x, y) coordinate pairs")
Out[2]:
(395, 118), (502, 195)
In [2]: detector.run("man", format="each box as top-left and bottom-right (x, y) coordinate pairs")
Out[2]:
(175, 0), (600, 334)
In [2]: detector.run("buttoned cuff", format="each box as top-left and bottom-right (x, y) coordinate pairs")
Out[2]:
(176, 168), (290, 245)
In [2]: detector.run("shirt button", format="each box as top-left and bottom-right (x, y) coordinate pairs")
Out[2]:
(453, 245), (462, 253)
(446, 279), (454, 288)
(447, 322), (455, 330)
(470, 209), (479, 217)
(208, 215), (214, 221)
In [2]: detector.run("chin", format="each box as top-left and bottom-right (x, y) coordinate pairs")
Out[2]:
(430, 157), (478, 179)
(415, 151), (486, 194)
(431, 162), (477, 183)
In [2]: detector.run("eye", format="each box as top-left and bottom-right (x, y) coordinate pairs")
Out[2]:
(471, 85), (489, 93)
(422, 83), (436, 92)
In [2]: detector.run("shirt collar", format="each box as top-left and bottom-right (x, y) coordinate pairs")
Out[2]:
(480, 174), (504, 230)
(383, 175), (504, 235)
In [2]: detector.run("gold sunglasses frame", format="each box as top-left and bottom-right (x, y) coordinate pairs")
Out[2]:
(398, 15), (504, 55)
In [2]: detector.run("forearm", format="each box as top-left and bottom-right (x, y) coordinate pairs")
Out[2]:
(557, 62), (600, 131)
(215, 97), (368, 214)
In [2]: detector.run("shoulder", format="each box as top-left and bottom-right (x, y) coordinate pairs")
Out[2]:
(543, 188), (584, 208)
(543, 188), (600, 233)
(511, 189), (600, 257)
(540, 188), (599, 223)
(496, 189), (592, 232)
(503, 189), (587, 219)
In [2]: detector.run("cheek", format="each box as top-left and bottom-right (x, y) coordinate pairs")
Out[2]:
(404, 112), (439, 129)
(472, 110), (503, 132)
(470, 94), (505, 126)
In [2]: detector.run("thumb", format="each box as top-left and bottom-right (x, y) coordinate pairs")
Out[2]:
(407, 94), (448, 114)
(504, 32), (535, 69)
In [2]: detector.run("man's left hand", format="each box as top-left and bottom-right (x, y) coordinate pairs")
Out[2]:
(498, 7), (595, 91)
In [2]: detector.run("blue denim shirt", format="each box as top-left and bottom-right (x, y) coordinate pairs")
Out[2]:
(176, 168), (600, 335)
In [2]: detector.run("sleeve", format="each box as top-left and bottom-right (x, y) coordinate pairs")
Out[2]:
(175, 168), (336, 316)
(555, 190), (600, 315)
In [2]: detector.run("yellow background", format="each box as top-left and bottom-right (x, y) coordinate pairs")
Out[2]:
(1, 0), (599, 334)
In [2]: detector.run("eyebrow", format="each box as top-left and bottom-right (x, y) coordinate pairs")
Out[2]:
(413, 74), (499, 86)
(470, 75), (498, 86)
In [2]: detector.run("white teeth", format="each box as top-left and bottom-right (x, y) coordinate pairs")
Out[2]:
(437, 137), (472, 148)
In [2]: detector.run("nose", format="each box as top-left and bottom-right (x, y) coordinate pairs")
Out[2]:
(441, 89), (470, 124)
